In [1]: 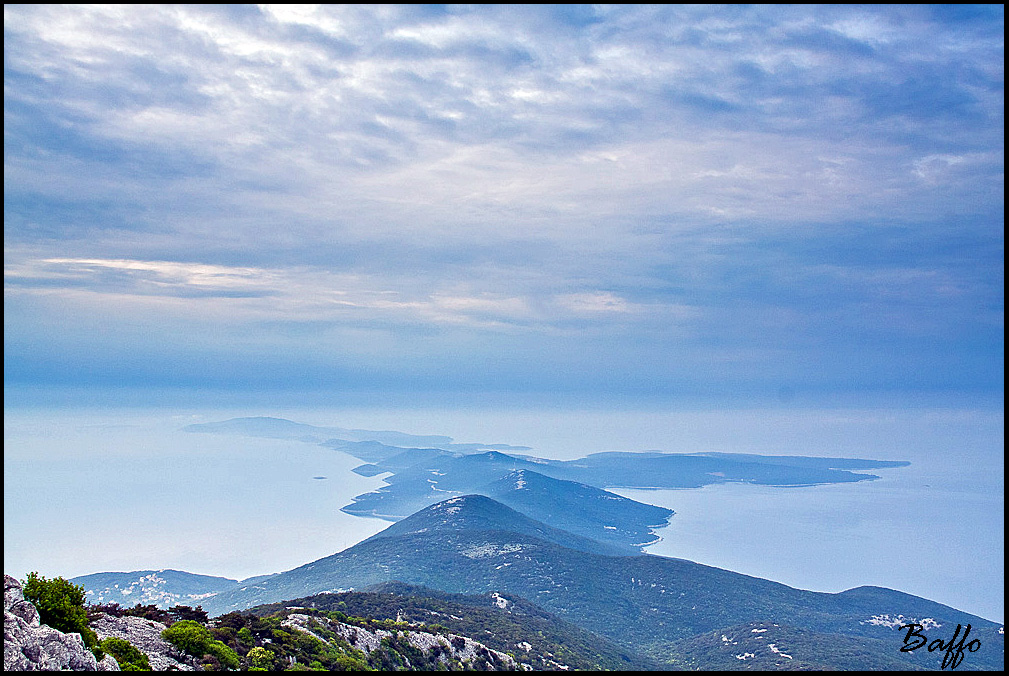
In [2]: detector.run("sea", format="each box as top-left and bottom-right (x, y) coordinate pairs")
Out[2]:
(3, 404), (1003, 624)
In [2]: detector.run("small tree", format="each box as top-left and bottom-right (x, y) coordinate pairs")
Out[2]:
(123, 603), (171, 623)
(169, 604), (209, 623)
(21, 572), (98, 648)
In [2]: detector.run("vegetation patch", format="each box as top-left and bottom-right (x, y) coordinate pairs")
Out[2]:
(98, 636), (151, 671)
(162, 619), (241, 670)
(22, 572), (100, 654)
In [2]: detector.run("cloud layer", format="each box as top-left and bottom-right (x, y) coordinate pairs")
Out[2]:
(4, 5), (1003, 403)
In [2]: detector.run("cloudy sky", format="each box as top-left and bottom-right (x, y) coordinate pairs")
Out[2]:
(3, 4), (1004, 408)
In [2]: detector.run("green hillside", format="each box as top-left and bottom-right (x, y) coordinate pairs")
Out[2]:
(248, 583), (661, 671)
(199, 496), (1003, 670)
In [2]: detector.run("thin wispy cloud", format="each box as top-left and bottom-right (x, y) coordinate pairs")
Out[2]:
(4, 256), (654, 332)
(4, 4), (1003, 402)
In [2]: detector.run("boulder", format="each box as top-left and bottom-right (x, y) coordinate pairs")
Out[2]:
(89, 612), (197, 671)
(4, 574), (119, 671)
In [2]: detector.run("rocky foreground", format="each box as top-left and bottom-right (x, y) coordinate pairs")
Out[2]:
(5, 573), (520, 671)
(4, 574), (203, 671)
(4, 574), (119, 671)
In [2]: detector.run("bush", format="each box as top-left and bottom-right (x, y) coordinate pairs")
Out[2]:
(99, 637), (151, 671)
(162, 620), (239, 670)
(247, 646), (275, 669)
(21, 572), (98, 647)
(237, 626), (254, 648)
(163, 620), (212, 655)
(208, 641), (241, 670)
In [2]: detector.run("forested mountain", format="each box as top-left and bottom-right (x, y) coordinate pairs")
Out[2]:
(191, 495), (1002, 670)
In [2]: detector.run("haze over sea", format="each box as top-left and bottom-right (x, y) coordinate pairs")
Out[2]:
(4, 402), (1003, 624)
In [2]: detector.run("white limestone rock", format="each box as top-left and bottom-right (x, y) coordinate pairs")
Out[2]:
(4, 574), (119, 671)
(282, 612), (520, 670)
(89, 612), (197, 671)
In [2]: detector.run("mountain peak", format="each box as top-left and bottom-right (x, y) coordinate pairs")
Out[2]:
(364, 495), (625, 556)
(430, 494), (496, 514)
(379, 494), (525, 531)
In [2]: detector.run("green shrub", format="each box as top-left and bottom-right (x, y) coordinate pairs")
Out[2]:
(21, 572), (98, 648)
(247, 646), (275, 669)
(162, 620), (212, 655)
(237, 626), (254, 648)
(208, 640), (240, 670)
(99, 637), (151, 671)
(334, 653), (372, 671)
(162, 620), (239, 670)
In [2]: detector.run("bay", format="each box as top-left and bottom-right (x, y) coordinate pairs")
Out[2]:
(3, 409), (389, 581)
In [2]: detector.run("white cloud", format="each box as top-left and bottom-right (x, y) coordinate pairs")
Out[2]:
(5, 256), (682, 335)
(6, 4), (1000, 252)
(3, 5), (1002, 398)
(557, 292), (631, 314)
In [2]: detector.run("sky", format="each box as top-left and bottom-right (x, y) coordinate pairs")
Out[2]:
(3, 4), (1004, 409)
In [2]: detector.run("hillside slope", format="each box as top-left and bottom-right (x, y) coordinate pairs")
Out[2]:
(198, 496), (1004, 670)
(248, 583), (660, 671)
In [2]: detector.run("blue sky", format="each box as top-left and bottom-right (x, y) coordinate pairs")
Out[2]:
(3, 4), (1004, 408)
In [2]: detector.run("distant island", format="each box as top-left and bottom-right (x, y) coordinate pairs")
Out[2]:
(186, 417), (909, 554)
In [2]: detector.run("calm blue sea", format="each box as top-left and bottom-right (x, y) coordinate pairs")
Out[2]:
(3, 405), (1003, 623)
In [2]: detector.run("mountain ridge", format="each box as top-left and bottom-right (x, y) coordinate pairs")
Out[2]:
(70, 495), (1003, 669)
(189, 495), (1002, 669)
